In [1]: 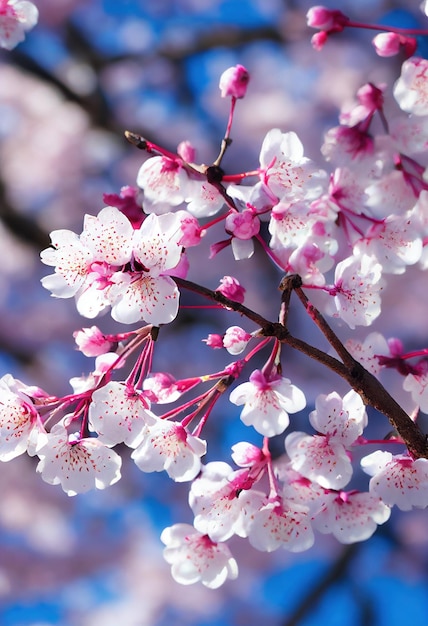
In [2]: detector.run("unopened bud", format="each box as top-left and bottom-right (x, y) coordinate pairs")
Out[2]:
(223, 326), (252, 355)
(219, 64), (250, 99)
(177, 140), (196, 163)
(216, 275), (246, 304)
(306, 6), (348, 32)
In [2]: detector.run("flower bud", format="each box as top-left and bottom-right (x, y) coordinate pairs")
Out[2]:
(203, 334), (223, 349)
(219, 64), (250, 99)
(372, 32), (401, 57)
(177, 140), (196, 163)
(223, 326), (252, 355)
(73, 326), (113, 357)
(216, 275), (246, 304)
(306, 6), (348, 32)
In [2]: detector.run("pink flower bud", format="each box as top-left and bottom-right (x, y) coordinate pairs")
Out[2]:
(177, 140), (196, 163)
(372, 32), (417, 59)
(306, 6), (348, 32)
(387, 337), (404, 357)
(223, 326), (252, 355)
(231, 442), (264, 467)
(356, 82), (384, 113)
(219, 64), (250, 99)
(143, 372), (183, 403)
(372, 32), (401, 57)
(311, 30), (328, 51)
(103, 186), (144, 229)
(177, 212), (204, 247)
(73, 326), (113, 357)
(216, 276), (246, 304)
(203, 334), (223, 349)
(225, 209), (260, 240)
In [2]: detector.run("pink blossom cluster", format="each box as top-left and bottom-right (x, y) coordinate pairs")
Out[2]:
(2, 4), (428, 590)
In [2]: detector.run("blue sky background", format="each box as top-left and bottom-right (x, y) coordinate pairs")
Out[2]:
(1, 0), (428, 624)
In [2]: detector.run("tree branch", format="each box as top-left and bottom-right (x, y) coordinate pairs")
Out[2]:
(175, 275), (428, 459)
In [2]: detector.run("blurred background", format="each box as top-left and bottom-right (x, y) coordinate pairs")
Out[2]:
(1, 0), (428, 624)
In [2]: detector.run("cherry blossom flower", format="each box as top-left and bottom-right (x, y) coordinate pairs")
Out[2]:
(41, 206), (135, 318)
(286, 431), (353, 491)
(280, 467), (326, 515)
(189, 462), (265, 542)
(285, 390), (367, 490)
(330, 254), (383, 329)
(176, 211), (203, 247)
(345, 331), (390, 376)
(88, 381), (156, 447)
(40, 229), (95, 298)
(225, 209), (260, 260)
(287, 238), (335, 287)
(0, 373), (43, 461)
(143, 372), (188, 404)
(246, 499), (314, 553)
(185, 178), (225, 218)
(0, 0), (38, 50)
(161, 523), (238, 588)
(394, 57), (428, 116)
(310, 390), (368, 446)
(337, 83), (385, 130)
(36, 424), (122, 496)
(131, 418), (206, 482)
(268, 200), (319, 251)
(361, 451), (428, 510)
(321, 124), (374, 165)
(108, 212), (183, 325)
(136, 156), (190, 214)
(389, 115), (428, 155)
(312, 490), (391, 543)
(353, 212), (422, 275)
(403, 360), (428, 413)
(259, 129), (327, 203)
(229, 369), (306, 437)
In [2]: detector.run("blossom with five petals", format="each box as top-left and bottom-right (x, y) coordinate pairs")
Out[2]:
(229, 369), (306, 437)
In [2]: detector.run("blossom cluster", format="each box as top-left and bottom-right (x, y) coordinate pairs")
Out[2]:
(1, 4), (428, 589)
(0, 0), (38, 50)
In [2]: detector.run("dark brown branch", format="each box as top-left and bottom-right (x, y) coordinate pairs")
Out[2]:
(294, 283), (357, 368)
(175, 275), (428, 459)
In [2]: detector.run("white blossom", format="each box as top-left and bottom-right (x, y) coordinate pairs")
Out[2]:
(89, 381), (156, 447)
(312, 491), (391, 543)
(331, 254), (383, 328)
(361, 450), (428, 510)
(36, 424), (122, 496)
(189, 462), (265, 542)
(229, 369), (306, 437)
(131, 418), (206, 482)
(0, 374), (42, 461)
(161, 523), (238, 589)
(394, 57), (428, 116)
(246, 500), (314, 553)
